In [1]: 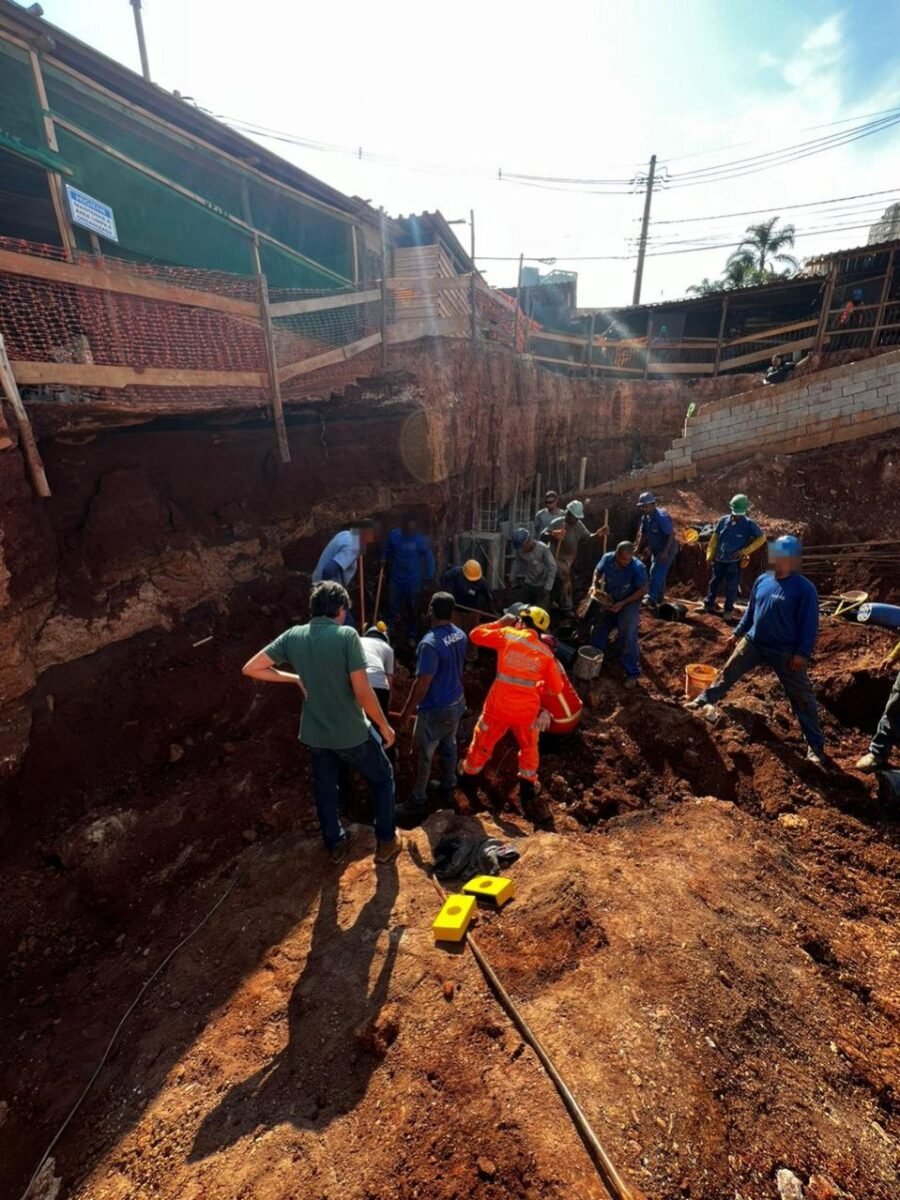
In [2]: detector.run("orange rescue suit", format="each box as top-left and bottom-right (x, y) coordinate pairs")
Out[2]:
(463, 620), (565, 780)
(540, 670), (583, 735)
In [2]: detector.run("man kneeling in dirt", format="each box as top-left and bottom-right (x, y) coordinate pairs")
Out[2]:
(686, 535), (827, 767)
(242, 580), (402, 865)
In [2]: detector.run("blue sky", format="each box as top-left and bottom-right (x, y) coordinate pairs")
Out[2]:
(34, 0), (900, 304)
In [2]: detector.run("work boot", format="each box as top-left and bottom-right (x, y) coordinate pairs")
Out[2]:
(684, 695), (706, 710)
(374, 835), (404, 864)
(702, 603), (720, 614)
(855, 751), (887, 773)
(623, 677), (638, 690)
(329, 827), (356, 865)
(395, 800), (426, 828)
(805, 747), (827, 768)
(519, 779), (551, 823)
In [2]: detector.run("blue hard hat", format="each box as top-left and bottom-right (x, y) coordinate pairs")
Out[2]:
(511, 527), (530, 549)
(637, 491), (658, 506)
(770, 535), (802, 557)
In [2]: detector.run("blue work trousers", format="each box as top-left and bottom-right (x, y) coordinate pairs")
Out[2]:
(309, 729), (395, 851)
(870, 668), (900, 760)
(591, 601), (641, 678)
(699, 636), (824, 753)
(388, 579), (423, 640)
(411, 696), (466, 806)
(705, 561), (741, 612)
(648, 553), (673, 605)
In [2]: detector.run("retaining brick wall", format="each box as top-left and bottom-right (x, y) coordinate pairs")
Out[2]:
(593, 348), (900, 494)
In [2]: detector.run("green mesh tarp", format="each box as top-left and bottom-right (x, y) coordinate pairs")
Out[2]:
(0, 39), (44, 146)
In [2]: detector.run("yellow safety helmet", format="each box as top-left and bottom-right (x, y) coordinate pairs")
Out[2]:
(522, 605), (551, 632)
(462, 559), (483, 582)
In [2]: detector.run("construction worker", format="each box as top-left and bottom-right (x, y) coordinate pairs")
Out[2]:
(395, 592), (468, 825)
(542, 500), (609, 614)
(441, 559), (495, 636)
(589, 541), (649, 688)
(855, 665), (900, 773)
(460, 606), (566, 809)
(312, 520), (376, 587)
(703, 494), (767, 620)
(635, 492), (676, 610)
(509, 527), (558, 609)
(686, 535), (827, 766)
(361, 624), (394, 722)
(383, 518), (435, 644)
(242, 580), (402, 864)
(534, 489), (562, 537)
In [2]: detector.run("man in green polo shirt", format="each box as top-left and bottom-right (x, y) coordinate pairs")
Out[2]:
(242, 580), (401, 865)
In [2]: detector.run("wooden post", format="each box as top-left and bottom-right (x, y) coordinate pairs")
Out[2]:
(814, 263), (839, 355)
(29, 50), (76, 262)
(602, 508), (609, 555)
(358, 556), (366, 628)
(870, 248), (895, 350)
(0, 334), (51, 498)
(469, 209), (478, 343)
(713, 295), (729, 376)
(585, 312), (596, 378)
(512, 253), (524, 351)
(643, 316), (654, 380)
(578, 456), (587, 490)
(379, 210), (389, 370)
(257, 273), (291, 464)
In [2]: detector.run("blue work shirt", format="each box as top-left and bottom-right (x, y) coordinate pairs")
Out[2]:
(312, 530), (359, 585)
(713, 514), (762, 562)
(385, 528), (436, 587)
(595, 552), (649, 603)
(640, 507), (674, 555)
(735, 571), (819, 659)
(415, 623), (467, 711)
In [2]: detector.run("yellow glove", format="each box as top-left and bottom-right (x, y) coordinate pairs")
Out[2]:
(705, 531), (719, 564)
(740, 555), (750, 569)
(744, 535), (767, 558)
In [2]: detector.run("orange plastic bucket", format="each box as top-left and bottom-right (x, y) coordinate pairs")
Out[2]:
(685, 662), (717, 700)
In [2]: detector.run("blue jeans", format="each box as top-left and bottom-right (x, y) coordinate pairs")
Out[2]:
(648, 553), (673, 605)
(309, 729), (395, 850)
(411, 695), (466, 806)
(870, 668), (900, 760)
(705, 561), (740, 612)
(699, 636), (824, 752)
(591, 601), (641, 677)
(388, 579), (423, 639)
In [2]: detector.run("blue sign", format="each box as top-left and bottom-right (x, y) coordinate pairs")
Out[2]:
(65, 185), (118, 242)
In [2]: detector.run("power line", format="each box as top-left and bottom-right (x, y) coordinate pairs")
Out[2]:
(642, 186), (900, 226)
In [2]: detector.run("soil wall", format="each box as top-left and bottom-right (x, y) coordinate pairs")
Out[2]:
(0, 339), (748, 810)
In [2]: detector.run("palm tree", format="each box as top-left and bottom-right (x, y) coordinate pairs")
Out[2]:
(721, 254), (762, 289)
(686, 277), (722, 296)
(727, 217), (798, 280)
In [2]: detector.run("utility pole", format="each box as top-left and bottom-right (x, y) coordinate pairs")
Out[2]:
(129, 0), (152, 82)
(632, 153), (656, 306)
(469, 208), (478, 342)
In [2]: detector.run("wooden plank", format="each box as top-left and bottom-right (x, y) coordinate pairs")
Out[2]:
(0, 334), (51, 496)
(871, 248), (896, 349)
(724, 318), (817, 347)
(276, 332), (382, 385)
(387, 317), (469, 343)
(0, 247), (261, 319)
(258, 274), (290, 464)
(269, 288), (380, 318)
(29, 49), (75, 261)
(387, 274), (472, 294)
(644, 360), (715, 375)
(721, 335), (815, 371)
(12, 361), (267, 389)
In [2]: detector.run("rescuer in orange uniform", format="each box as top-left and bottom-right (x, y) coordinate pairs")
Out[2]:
(538, 658), (583, 738)
(459, 606), (566, 807)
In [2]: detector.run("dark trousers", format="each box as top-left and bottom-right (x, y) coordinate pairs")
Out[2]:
(870, 668), (900, 760)
(705, 560), (740, 612)
(388, 580), (423, 640)
(700, 636), (824, 752)
(309, 729), (395, 850)
(411, 696), (466, 806)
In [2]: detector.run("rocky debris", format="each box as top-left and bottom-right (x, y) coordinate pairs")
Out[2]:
(169, 743), (185, 764)
(476, 1156), (497, 1180)
(353, 1002), (400, 1058)
(29, 1157), (62, 1200)
(806, 1175), (848, 1200)
(55, 809), (139, 870)
(776, 1168), (804, 1200)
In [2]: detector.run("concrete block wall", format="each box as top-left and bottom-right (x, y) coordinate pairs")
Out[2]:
(594, 348), (900, 494)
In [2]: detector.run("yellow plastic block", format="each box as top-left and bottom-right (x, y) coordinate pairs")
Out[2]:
(463, 875), (516, 908)
(432, 894), (476, 943)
